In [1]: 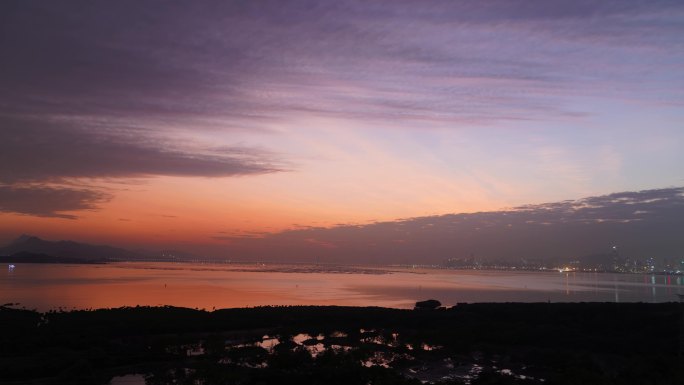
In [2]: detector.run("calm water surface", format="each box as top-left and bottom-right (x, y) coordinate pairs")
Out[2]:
(2, 262), (682, 311)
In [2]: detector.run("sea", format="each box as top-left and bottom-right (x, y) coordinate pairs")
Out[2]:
(2, 262), (682, 311)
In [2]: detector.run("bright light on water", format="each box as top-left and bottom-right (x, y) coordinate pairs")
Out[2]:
(1, 262), (682, 311)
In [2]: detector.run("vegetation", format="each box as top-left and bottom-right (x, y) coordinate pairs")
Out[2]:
(0, 303), (681, 384)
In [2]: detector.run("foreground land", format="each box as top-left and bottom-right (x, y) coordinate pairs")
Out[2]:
(0, 303), (682, 385)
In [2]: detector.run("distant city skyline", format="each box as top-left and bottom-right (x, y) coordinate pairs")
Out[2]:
(1, 1), (683, 259)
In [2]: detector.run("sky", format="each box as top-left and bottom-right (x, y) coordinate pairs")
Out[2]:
(1, 1), (683, 259)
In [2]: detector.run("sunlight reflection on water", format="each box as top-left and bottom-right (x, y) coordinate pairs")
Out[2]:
(1, 262), (682, 311)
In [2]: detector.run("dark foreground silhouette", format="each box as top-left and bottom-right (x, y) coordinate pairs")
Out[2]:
(0, 303), (681, 385)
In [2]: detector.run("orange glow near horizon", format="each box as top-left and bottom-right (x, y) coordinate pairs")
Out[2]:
(1, 163), (511, 249)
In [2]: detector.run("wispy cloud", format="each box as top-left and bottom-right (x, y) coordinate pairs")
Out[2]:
(2, 1), (682, 126)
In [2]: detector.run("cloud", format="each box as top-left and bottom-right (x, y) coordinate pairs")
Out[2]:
(225, 187), (684, 263)
(0, 184), (109, 219)
(1, 1), (682, 220)
(2, 1), (682, 128)
(0, 118), (282, 184)
(0, 1), (289, 219)
(0, 115), (282, 220)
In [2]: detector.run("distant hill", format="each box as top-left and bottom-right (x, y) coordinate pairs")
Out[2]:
(0, 251), (101, 264)
(0, 235), (140, 261)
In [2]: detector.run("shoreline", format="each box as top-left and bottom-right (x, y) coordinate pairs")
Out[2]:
(3, 258), (683, 276)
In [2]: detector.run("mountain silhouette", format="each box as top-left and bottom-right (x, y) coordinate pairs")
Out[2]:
(0, 235), (140, 261)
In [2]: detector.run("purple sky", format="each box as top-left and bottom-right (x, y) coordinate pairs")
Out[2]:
(1, 1), (683, 260)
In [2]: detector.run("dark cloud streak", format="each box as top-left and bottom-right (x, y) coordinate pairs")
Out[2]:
(0, 184), (109, 219)
(0, 118), (281, 184)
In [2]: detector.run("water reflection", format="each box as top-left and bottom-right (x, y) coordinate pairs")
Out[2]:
(153, 327), (547, 385)
(109, 374), (145, 385)
(256, 335), (280, 352)
(1, 262), (682, 311)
